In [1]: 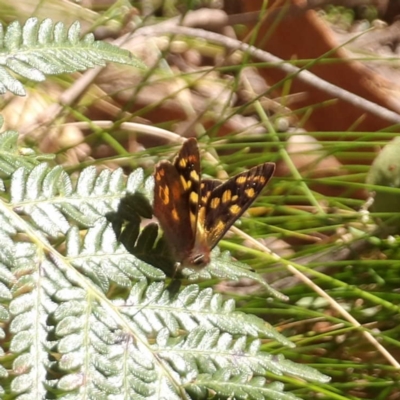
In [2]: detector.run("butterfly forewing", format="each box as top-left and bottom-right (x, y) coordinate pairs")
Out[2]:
(153, 160), (195, 261)
(202, 163), (276, 249)
(200, 179), (222, 204)
(172, 138), (202, 234)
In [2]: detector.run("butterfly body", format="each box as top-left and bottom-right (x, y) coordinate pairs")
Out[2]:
(153, 138), (275, 271)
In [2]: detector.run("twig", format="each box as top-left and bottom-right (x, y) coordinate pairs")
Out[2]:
(132, 24), (400, 125)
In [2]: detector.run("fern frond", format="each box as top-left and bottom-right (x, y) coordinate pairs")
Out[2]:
(185, 248), (288, 300)
(0, 130), (48, 177)
(0, 18), (144, 96)
(0, 149), (329, 397)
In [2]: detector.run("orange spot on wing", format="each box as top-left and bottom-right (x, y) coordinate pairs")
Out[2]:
(178, 158), (187, 168)
(236, 176), (247, 185)
(159, 186), (170, 204)
(210, 197), (220, 209)
(190, 170), (200, 182)
(172, 208), (179, 221)
(229, 204), (241, 215)
(188, 154), (198, 164)
(222, 190), (232, 203)
(245, 188), (255, 198)
(190, 191), (199, 204)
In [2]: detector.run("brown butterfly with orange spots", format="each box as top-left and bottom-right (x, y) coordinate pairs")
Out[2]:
(153, 138), (275, 271)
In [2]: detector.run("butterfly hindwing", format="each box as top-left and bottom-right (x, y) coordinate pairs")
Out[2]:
(202, 163), (276, 249)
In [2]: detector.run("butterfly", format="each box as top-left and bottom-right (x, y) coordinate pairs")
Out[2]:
(153, 138), (276, 271)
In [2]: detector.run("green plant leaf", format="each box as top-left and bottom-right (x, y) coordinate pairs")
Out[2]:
(0, 18), (145, 96)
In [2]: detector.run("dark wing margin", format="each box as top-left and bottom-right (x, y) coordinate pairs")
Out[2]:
(203, 162), (276, 249)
